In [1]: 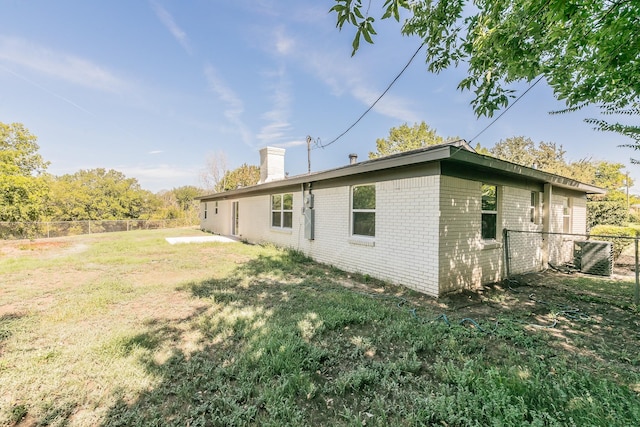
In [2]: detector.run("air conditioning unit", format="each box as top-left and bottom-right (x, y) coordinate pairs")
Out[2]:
(574, 240), (613, 276)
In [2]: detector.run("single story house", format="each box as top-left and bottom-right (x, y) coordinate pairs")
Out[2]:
(197, 141), (604, 297)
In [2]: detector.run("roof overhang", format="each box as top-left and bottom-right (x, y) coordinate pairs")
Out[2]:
(197, 141), (605, 201)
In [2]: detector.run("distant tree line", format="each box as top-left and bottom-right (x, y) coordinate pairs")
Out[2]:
(371, 122), (637, 228)
(1, 121), (202, 224)
(3, 119), (637, 229)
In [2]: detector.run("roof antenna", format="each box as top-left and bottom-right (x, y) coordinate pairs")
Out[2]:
(306, 135), (312, 174)
(306, 136), (320, 174)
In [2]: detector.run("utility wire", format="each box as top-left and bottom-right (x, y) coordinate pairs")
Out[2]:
(318, 42), (425, 150)
(469, 76), (543, 143)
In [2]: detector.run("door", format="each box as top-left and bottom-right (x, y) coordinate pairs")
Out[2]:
(231, 201), (239, 236)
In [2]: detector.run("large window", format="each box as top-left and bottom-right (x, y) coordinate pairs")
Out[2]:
(271, 193), (293, 229)
(352, 184), (375, 237)
(481, 184), (497, 240)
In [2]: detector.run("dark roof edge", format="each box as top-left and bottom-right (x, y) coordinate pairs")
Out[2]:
(449, 149), (606, 194)
(197, 140), (605, 200)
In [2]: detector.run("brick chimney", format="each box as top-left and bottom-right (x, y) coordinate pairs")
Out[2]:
(258, 146), (285, 184)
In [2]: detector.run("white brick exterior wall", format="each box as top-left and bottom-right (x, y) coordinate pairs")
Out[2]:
(438, 176), (506, 293)
(200, 175), (590, 297)
(501, 187), (544, 275)
(202, 176), (441, 296)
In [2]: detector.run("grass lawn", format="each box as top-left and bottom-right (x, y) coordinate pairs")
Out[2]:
(1, 229), (639, 426)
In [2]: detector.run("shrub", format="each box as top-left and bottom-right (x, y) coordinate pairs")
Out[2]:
(587, 201), (627, 229)
(589, 224), (637, 259)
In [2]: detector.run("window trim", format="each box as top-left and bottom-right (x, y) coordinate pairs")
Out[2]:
(271, 193), (293, 229)
(481, 184), (498, 241)
(530, 191), (540, 224)
(562, 197), (572, 233)
(215, 201), (218, 215)
(204, 202), (208, 219)
(351, 184), (376, 238)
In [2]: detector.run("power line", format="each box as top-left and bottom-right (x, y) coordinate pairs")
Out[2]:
(469, 76), (544, 143)
(317, 42), (425, 150)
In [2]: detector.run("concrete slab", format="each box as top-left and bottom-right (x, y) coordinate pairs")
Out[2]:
(165, 235), (239, 245)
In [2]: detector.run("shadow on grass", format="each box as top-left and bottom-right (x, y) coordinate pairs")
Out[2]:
(99, 249), (372, 426)
(91, 251), (640, 426)
(0, 313), (24, 342)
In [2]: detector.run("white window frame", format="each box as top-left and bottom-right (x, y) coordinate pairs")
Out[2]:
(215, 201), (218, 215)
(203, 202), (208, 219)
(481, 184), (498, 241)
(562, 197), (572, 233)
(351, 184), (376, 238)
(271, 193), (293, 229)
(530, 192), (540, 224)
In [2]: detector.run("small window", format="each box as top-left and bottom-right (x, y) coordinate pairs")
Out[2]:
(530, 192), (539, 224)
(271, 194), (293, 229)
(352, 184), (375, 237)
(215, 201), (218, 215)
(481, 184), (497, 240)
(204, 202), (207, 219)
(562, 198), (572, 233)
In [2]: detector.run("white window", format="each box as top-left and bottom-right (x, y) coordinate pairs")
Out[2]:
(351, 184), (376, 237)
(204, 202), (207, 219)
(215, 201), (218, 215)
(530, 192), (539, 224)
(481, 184), (497, 240)
(271, 194), (293, 228)
(562, 198), (572, 233)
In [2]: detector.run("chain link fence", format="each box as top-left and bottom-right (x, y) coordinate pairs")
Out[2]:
(0, 219), (199, 240)
(504, 229), (640, 305)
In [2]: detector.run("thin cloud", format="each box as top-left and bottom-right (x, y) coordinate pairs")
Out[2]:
(120, 164), (195, 180)
(273, 26), (295, 55)
(0, 63), (94, 115)
(268, 27), (421, 123)
(277, 139), (307, 148)
(0, 35), (128, 92)
(204, 64), (253, 147)
(150, 1), (193, 55)
(257, 67), (293, 144)
(148, 150), (164, 155)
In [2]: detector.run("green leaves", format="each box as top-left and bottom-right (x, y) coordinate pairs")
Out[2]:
(0, 122), (50, 222)
(368, 121), (452, 159)
(330, 0), (640, 118)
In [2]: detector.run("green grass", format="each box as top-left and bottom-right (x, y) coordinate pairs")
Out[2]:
(1, 229), (639, 426)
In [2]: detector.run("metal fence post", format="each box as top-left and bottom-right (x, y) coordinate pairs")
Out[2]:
(635, 238), (639, 306)
(503, 228), (511, 278)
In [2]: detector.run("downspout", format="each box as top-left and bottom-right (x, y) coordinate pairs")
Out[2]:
(542, 183), (552, 268)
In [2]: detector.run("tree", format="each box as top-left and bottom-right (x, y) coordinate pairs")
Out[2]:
(489, 137), (567, 175)
(586, 104), (640, 163)
(0, 122), (50, 222)
(331, 0), (640, 117)
(489, 136), (537, 167)
(489, 136), (630, 199)
(47, 169), (156, 220)
(216, 163), (260, 192)
(200, 151), (228, 192)
(154, 186), (202, 222)
(369, 121), (453, 158)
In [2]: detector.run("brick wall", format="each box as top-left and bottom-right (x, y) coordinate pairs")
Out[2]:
(438, 176), (502, 293)
(200, 177), (589, 297)
(202, 176), (442, 296)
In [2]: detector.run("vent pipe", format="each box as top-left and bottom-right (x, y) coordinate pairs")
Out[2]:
(349, 153), (358, 165)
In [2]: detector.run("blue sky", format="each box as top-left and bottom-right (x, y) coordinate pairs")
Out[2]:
(1, 1), (637, 193)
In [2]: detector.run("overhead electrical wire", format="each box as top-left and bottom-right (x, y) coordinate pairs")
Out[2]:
(469, 75), (544, 143)
(317, 42), (425, 150)
(318, 0), (617, 150)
